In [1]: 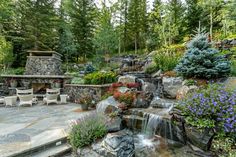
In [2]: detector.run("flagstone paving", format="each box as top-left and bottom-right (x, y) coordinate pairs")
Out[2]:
(0, 103), (94, 157)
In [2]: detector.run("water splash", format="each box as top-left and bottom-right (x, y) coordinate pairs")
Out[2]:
(142, 102), (174, 140)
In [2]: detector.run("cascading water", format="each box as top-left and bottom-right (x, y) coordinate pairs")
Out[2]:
(141, 103), (174, 141)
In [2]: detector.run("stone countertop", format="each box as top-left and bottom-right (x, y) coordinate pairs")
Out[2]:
(0, 75), (72, 79)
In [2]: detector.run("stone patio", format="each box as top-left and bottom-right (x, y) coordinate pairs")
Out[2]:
(0, 103), (94, 157)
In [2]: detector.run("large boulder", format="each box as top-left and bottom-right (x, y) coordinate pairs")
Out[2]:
(185, 126), (214, 151)
(118, 75), (136, 84)
(133, 92), (153, 108)
(77, 146), (101, 157)
(105, 116), (123, 133)
(94, 130), (135, 157)
(176, 85), (198, 100)
(96, 96), (120, 113)
(142, 82), (156, 94)
(162, 77), (183, 99)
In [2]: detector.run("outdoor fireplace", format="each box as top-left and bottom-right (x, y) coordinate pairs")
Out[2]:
(32, 83), (51, 94)
(25, 51), (63, 75)
(1, 50), (72, 95)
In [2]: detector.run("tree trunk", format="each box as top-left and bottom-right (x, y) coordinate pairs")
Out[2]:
(210, 1), (213, 42)
(135, 35), (137, 54)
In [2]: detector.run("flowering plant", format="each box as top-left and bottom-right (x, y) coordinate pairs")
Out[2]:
(113, 91), (135, 106)
(177, 83), (236, 134)
(75, 95), (93, 106)
(111, 82), (123, 88)
(126, 83), (140, 88)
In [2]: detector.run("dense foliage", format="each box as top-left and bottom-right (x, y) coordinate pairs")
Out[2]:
(84, 71), (117, 85)
(1, 0), (236, 66)
(154, 52), (181, 72)
(178, 84), (236, 135)
(71, 77), (84, 84)
(0, 36), (13, 69)
(69, 114), (107, 149)
(175, 33), (231, 78)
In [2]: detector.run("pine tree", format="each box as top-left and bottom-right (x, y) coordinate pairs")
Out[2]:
(127, 0), (147, 53)
(68, 0), (96, 60)
(185, 0), (206, 35)
(19, 0), (59, 50)
(117, 0), (129, 53)
(147, 0), (162, 50)
(167, 0), (185, 43)
(93, 2), (118, 55)
(175, 33), (231, 79)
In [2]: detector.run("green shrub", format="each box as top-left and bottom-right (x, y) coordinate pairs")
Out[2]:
(1, 67), (25, 75)
(154, 52), (181, 72)
(84, 71), (117, 85)
(71, 77), (84, 84)
(175, 33), (231, 79)
(144, 63), (158, 74)
(69, 114), (107, 149)
(212, 137), (236, 157)
(183, 79), (197, 86)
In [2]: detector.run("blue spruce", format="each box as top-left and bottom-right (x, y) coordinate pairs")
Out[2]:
(175, 33), (230, 79)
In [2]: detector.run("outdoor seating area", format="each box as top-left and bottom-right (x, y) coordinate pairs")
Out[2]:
(0, 88), (68, 107)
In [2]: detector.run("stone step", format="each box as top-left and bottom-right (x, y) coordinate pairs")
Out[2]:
(32, 143), (72, 157)
(8, 136), (69, 157)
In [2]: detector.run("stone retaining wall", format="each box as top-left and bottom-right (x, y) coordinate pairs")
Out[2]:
(64, 84), (111, 103)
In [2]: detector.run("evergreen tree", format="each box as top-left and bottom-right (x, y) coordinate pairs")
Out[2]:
(68, 0), (96, 60)
(185, 0), (206, 35)
(175, 33), (231, 79)
(147, 0), (162, 50)
(93, 2), (118, 55)
(19, 0), (59, 50)
(58, 0), (76, 59)
(167, 0), (185, 43)
(127, 0), (147, 53)
(116, 0), (129, 53)
(199, 0), (225, 40)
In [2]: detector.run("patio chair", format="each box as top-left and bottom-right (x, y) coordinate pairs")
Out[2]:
(43, 88), (60, 105)
(16, 88), (38, 107)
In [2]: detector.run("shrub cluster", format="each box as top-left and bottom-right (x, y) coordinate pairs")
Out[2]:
(71, 77), (84, 84)
(84, 71), (117, 85)
(69, 114), (107, 149)
(154, 52), (181, 72)
(1, 67), (25, 75)
(144, 63), (158, 74)
(178, 84), (236, 134)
